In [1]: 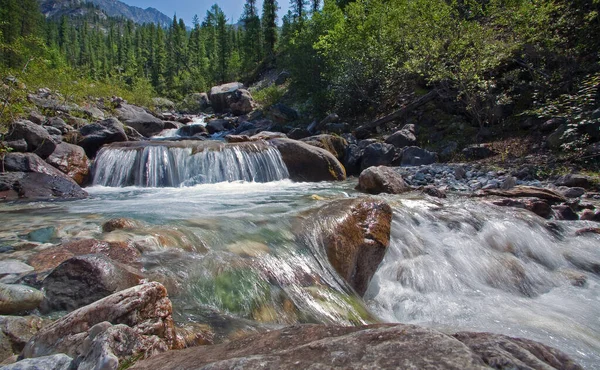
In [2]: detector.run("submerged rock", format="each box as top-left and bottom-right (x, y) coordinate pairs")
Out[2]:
(357, 166), (411, 195)
(102, 218), (143, 233)
(130, 324), (583, 370)
(269, 138), (346, 182)
(22, 282), (184, 361)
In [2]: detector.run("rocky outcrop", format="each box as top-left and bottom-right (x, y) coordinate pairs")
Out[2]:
(269, 138), (346, 182)
(4, 120), (56, 159)
(115, 103), (164, 137)
(357, 166), (411, 195)
(41, 255), (143, 312)
(45, 142), (90, 185)
(300, 134), (348, 161)
(209, 82), (244, 113)
(302, 198), (392, 295)
(22, 282), (184, 361)
(0, 284), (44, 315)
(130, 324), (582, 370)
(78, 118), (128, 158)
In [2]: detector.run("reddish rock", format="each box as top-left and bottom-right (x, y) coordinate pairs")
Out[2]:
(45, 142), (90, 185)
(357, 166), (411, 195)
(101, 218), (142, 233)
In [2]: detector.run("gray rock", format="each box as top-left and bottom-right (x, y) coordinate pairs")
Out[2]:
(555, 174), (592, 189)
(462, 144), (496, 160)
(357, 166), (411, 195)
(45, 142), (90, 185)
(324, 122), (350, 134)
(115, 103), (164, 137)
(0, 315), (47, 361)
(4, 120), (56, 159)
(229, 89), (255, 116)
(206, 119), (235, 134)
(540, 117), (567, 133)
(0, 262), (34, 277)
(385, 125), (417, 149)
(501, 176), (517, 190)
(269, 103), (299, 124)
(401, 146), (437, 166)
(3, 139), (28, 153)
(209, 82), (244, 113)
(152, 97), (175, 111)
(45, 117), (73, 134)
(78, 118), (128, 158)
(558, 186), (585, 198)
(0, 171), (88, 201)
(553, 205), (579, 220)
(179, 93), (210, 114)
(0, 284), (44, 315)
(0, 354), (73, 370)
(27, 112), (44, 125)
(361, 142), (397, 170)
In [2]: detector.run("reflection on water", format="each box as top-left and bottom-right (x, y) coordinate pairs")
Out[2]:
(0, 181), (599, 368)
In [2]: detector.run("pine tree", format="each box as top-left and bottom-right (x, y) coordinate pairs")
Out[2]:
(241, 0), (262, 73)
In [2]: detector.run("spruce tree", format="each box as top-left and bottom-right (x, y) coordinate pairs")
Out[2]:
(261, 0), (278, 57)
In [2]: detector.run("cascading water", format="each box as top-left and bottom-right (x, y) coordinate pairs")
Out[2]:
(92, 140), (289, 187)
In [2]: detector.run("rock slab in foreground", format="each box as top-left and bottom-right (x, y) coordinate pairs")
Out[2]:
(131, 324), (583, 370)
(269, 138), (346, 182)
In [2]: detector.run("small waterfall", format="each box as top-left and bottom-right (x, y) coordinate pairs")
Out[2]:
(92, 141), (289, 187)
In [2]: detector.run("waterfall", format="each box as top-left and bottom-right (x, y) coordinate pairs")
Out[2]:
(92, 140), (289, 187)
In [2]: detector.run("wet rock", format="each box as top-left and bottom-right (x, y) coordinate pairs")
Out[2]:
(0, 261), (34, 277)
(343, 144), (364, 176)
(555, 174), (592, 189)
(206, 119), (235, 134)
(41, 255), (142, 312)
(526, 200), (553, 219)
(269, 103), (299, 124)
(269, 138), (346, 182)
(580, 209), (600, 221)
(4, 120), (56, 159)
(23, 227), (56, 244)
(224, 134), (250, 143)
(178, 124), (208, 137)
(357, 166), (411, 195)
(462, 144), (496, 160)
(479, 186), (567, 204)
(0, 284), (44, 314)
(131, 324), (582, 370)
(553, 205), (579, 221)
(229, 89), (255, 116)
(1, 354), (73, 369)
(558, 186), (585, 198)
(22, 282), (184, 360)
(45, 117), (73, 134)
(361, 142), (397, 170)
(309, 198), (392, 295)
(385, 124), (417, 148)
(400, 146), (437, 166)
(209, 82), (244, 113)
(45, 142), (90, 185)
(115, 103), (164, 137)
(78, 118), (128, 158)
(574, 227), (600, 236)
(0, 172), (87, 201)
(423, 185), (447, 198)
(0, 315), (47, 361)
(564, 253), (600, 275)
(102, 218), (142, 233)
(300, 134), (348, 161)
(124, 126), (144, 141)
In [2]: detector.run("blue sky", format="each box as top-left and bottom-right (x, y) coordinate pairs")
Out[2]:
(121, 0), (290, 27)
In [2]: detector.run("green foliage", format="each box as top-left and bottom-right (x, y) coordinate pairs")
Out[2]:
(252, 84), (287, 108)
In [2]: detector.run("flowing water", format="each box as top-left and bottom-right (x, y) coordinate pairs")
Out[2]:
(1, 140), (599, 367)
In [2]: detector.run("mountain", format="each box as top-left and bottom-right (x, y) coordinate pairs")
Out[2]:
(38, 0), (172, 26)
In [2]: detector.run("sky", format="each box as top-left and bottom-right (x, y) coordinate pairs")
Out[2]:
(121, 0), (290, 27)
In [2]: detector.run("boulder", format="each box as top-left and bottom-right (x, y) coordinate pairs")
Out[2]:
(540, 117), (567, 133)
(27, 111), (45, 125)
(423, 185), (447, 198)
(115, 103), (164, 137)
(360, 142), (397, 171)
(287, 128), (311, 140)
(45, 117), (74, 134)
(308, 113), (339, 133)
(3, 139), (27, 153)
(547, 124), (568, 149)
(1, 354), (73, 370)
(78, 118), (128, 158)
(3, 152), (68, 178)
(177, 124), (208, 137)
(269, 103), (299, 124)
(179, 93), (211, 114)
(123, 126), (144, 141)
(555, 174), (592, 189)
(0, 172), (87, 201)
(385, 124), (417, 148)
(344, 144), (364, 176)
(357, 166), (411, 195)
(4, 120), (56, 159)
(400, 146), (437, 166)
(0, 261), (34, 277)
(45, 142), (90, 185)
(268, 138), (346, 182)
(229, 89), (255, 116)
(300, 134), (348, 161)
(304, 198), (392, 295)
(0, 315), (47, 362)
(553, 205), (579, 221)
(558, 186), (585, 198)
(209, 82), (244, 113)
(462, 144), (496, 160)
(0, 284), (44, 315)
(41, 255), (143, 313)
(206, 119), (235, 134)
(130, 324), (583, 370)
(22, 282), (184, 360)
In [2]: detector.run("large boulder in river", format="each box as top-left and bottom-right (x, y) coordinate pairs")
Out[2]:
(268, 138), (346, 182)
(41, 255), (143, 313)
(229, 89), (255, 115)
(45, 142), (90, 185)
(299, 198), (392, 295)
(78, 117), (128, 158)
(130, 324), (583, 370)
(4, 120), (56, 159)
(300, 134), (348, 161)
(22, 282), (184, 362)
(357, 166), (411, 195)
(115, 103), (164, 137)
(209, 82), (244, 113)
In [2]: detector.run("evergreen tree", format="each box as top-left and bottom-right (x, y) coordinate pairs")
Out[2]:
(261, 0), (278, 57)
(241, 0), (262, 73)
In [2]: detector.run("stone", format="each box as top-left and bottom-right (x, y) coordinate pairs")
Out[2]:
(116, 103), (164, 137)
(324, 122), (350, 134)
(22, 282), (184, 360)
(564, 253), (600, 275)
(501, 176), (517, 190)
(0, 172), (87, 201)
(45, 142), (90, 185)
(423, 185), (447, 198)
(555, 174), (592, 189)
(385, 125), (417, 148)
(0, 354), (73, 370)
(400, 146), (437, 166)
(206, 119), (235, 134)
(308, 113), (338, 134)
(4, 120), (56, 159)
(45, 117), (73, 134)
(579, 209), (600, 221)
(0, 315), (47, 361)
(130, 324), (582, 370)
(209, 82), (244, 113)
(3, 139), (27, 153)
(102, 218), (142, 233)
(343, 144), (364, 176)
(42, 125), (62, 136)
(250, 131), (286, 141)
(479, 186), (567, 204)
(268, 138), (346, 182)
(78, 118), (128, 158)
(300, 134), (348, 161)
(177, 124), (208, 137)
(27, 112), (45, 125)
(0, 284), (44, 315)
(306, 198), (392, 295)
(269, 103), (299, 124)
(124, 126), (144, 141)
(462, 144), (496, 160)
(360, 142), (397, 170)
(23, 227), (56, 244)
(559, 187), (585, 198)
(0, 261), (34, 277)
(357, 166), (411, 195)
(41, 255), (143, 312)
(553, 205), (579, 221)
(229, 89), (255, 116)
